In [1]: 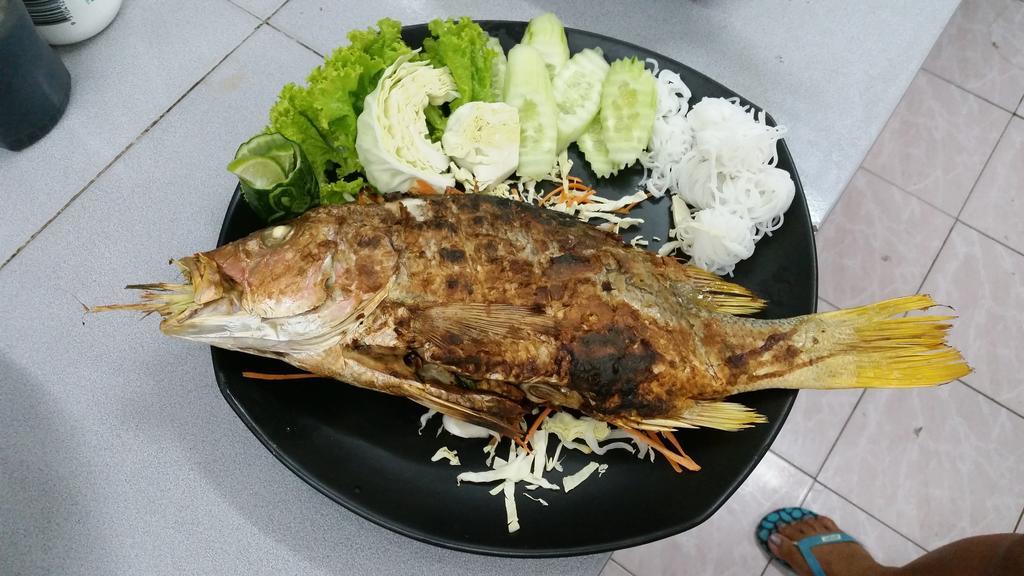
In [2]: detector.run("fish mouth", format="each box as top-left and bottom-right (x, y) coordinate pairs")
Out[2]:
(89, 254), (225, 324)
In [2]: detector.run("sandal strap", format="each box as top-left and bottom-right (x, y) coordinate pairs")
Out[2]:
(795, 532), (857, 576)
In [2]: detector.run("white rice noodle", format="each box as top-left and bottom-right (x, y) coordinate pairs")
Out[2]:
(640, 63), (795, 276)
(676, 206), (757, 276)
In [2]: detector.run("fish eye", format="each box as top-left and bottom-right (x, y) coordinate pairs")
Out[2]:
(260, 224), (293, 247)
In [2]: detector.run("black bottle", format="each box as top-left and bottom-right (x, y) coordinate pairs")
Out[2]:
(0, 0), (71, 151)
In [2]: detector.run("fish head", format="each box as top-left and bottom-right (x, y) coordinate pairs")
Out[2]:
(95, 213), (388, 356)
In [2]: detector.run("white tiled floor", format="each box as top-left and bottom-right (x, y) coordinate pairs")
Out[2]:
(612, 454), (813, 576)
(0, 0), (258, 264)
(605, 1), (1024, 574)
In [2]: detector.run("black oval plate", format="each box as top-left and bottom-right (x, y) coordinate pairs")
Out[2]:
(212, 21), (817, 557)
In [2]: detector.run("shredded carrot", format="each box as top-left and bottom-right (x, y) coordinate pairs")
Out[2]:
(614, 201), (642, 214)
(513, 436), (531, 452)
(662, 431), (701, 471)
(643, 431), (684, 473)
(523, 407), (553, 445)
(619, 427), (681, 473)
(541, 186), (565, 205)
(410, 179), (435, 195)
(242, 371), (320, 381)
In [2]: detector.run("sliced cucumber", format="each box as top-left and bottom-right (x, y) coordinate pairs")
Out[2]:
(600, 58), (657, 167)
(553, 48), (610, 152)
(521, 13), (569, 76)
(504, 44), (558, 180)
(577, 117), (618, 179)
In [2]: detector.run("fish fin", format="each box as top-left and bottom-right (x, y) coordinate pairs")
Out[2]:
(639, 401), (767, 432)
(821, 295), (971, 388)
(678, 265), (766, 315)
(737, 295), (971, 392)
(413, 303), (556, 347)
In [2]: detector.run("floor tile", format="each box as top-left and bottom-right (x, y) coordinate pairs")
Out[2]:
(600, 560), (634, 576)
(770, 301), (863, 476)
(613, 453), (812, 576)
(924, 0), (1024, 111)
(803, 483), (926, 568)
(815, 170), (954, 308)
(863, 71), (1009, 216)
(961, 117), (1024, 254)
(0, 0), (257, 265)
(229, 0), (286, 19)
(819, 382), (1024, 550)
(920, 224), (1024, 415)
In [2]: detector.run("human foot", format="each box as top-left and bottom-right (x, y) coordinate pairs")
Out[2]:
(766, 513), (887, 576)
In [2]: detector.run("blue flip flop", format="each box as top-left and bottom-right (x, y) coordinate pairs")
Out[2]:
(756, 507), (858, 576)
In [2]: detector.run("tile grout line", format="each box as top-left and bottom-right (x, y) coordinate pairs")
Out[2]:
(813, 478), (931, 553)
(859, 166), (957, 219)
(266, 21), (324, 58)
(957, 379), (1024, 421)
(766, 449), (819, 487)
(809, 389), (865, 479)
(225, 0), (261, 21)
(957, 219), (1024, 262)
(755, 453), (817, 576)
(607, 558), (638, 576)
(0, 24), (263, 273)
(818, 296), (839, 311)
(918, 67), (1021, 115)
(951, 115), (1015, 220)
(265, 0), (293, 23)
(901, 111), (1015, 294)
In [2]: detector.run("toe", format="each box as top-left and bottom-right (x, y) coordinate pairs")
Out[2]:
(769, 532), (812, 576)
(818, 515), (840, 533)
(777, 521), (807, 540)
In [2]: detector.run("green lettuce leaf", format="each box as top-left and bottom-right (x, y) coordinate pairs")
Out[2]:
(422, 17), (499, 134)
(265, 18), (410, 204)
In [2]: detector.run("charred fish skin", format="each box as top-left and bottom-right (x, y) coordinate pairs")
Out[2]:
(101, 194), (968, 436)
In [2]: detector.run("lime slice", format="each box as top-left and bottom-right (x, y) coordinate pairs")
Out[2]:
(235, 133), (296, 173)
(227, 156), (287, 190)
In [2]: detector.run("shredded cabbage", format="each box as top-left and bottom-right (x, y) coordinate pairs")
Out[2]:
(430, 446), (461, 465)
(562, 462), (609, 493)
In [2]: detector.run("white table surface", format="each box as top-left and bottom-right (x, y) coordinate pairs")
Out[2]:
(0, 1), (956, 574)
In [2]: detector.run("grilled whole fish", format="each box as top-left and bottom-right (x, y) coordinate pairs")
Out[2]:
(96, 194), (970, 437)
